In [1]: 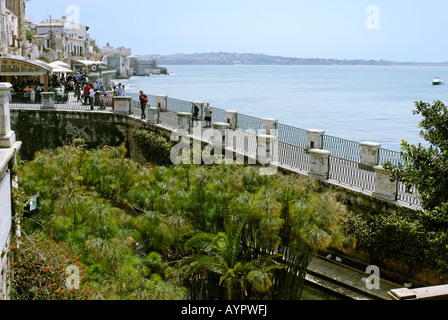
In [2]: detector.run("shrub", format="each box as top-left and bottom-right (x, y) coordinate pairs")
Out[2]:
(133, 128), (174, 166)
(10, 233), (93, 300)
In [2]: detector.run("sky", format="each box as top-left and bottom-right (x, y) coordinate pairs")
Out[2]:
(25, 0), (448, 62)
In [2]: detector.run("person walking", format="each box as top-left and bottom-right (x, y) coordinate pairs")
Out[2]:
(204, 102), (212, 127)
(139, 90), (149, 119)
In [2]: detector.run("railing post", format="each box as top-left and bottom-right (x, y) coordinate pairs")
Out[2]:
(0, 83), (16, 148)
(113, 96), (132, 115)
(41, 92), (55, 109)
(194, 101), (204, 119)
(177, 112), (192, 134)
(257, 134), (277, 163)
(225, 110), (238, 129)
(148, 107), (158, 125)
(306, 129), (325, 149)
(155, 95), (168, 112)
(257, 134), (278, 175)
(212, 122), (231, 148)
(106, 91), (113, 107)
(308, 149), (331, 180)
(360, 142), (382, 166)
(373, 166), (397, 202)
(30, 91), (35, 104)
(262, 118), (278, 136)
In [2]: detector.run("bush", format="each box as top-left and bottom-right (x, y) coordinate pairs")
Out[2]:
(134, 128), (174, 166)
(10, 233), (93, 300)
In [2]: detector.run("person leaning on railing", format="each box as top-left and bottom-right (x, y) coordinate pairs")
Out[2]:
(139, 90), (149, 119)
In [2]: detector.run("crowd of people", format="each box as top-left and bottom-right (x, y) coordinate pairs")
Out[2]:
(9, 74), (215, 123)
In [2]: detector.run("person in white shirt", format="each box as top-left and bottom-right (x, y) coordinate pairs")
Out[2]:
(89, 87), (95, 110)
(116, 83), (124, 96)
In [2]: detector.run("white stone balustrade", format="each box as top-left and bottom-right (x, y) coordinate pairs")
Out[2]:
(155, 95), (168, 111)
(113, 96), (132, 115)
(262, 118), (278, 136)
(257, 134), (277, 164)
(373, 165), (397, 202)
(308, 149), (331, 180)
(177, 112), (192, 133)
(360, 142), (382, 166)
(306, 129), (325, 150)
(212, 122), (231, 148)
(0, 83), (16, 148)
(41, 92), (55, 109)
(148, 107), (159, 124)
(224, 110), (238, 129)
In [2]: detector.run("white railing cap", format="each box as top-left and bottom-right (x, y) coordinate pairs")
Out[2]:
(360, 141), (382, 147)
(0, 83), (12, 90)
(306, 129), (326, 134)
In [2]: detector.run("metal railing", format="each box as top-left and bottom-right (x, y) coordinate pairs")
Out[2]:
(323, 135), (361, 163)
(9, 92), (421, 208)
(329, 156), (375, 192)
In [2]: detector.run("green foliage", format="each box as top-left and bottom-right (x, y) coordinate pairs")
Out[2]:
(13, 143), (349, 300)
(384, 100), (448, 211)
(10, 233), (93, 300)
(344, 211), (427, 265)
(380, 100), (448, 278)
(134, 128), (174, 166)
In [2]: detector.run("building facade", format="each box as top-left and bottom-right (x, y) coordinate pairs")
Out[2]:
(32, 16), (94, 62)
(0, 82), (21, 300)
(0, 0), (25, 57)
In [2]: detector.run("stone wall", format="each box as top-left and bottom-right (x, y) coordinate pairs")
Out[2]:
(10, 110), (132, 161)
(0, 82), (21, 300)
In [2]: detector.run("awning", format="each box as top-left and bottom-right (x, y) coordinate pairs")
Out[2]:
(51, 66), (74, 73)
(72, 59), (106, 67)
(49, 60), (71, 69)
(49, 61), (73, 73)
(0, 55), (53, 76)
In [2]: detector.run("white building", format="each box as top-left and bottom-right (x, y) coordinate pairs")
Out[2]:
(0, 0), (22, 56)
(32, 16), (93, 62)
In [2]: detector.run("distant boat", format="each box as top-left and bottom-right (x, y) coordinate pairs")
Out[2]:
(433, 77), (443, 85)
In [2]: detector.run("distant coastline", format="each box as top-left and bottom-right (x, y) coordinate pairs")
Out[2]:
(137, 52), (448, 66)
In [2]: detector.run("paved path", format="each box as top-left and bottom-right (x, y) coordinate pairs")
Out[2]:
(306, 255), (402, 300)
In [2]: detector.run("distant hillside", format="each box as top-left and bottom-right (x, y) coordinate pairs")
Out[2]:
(138, 52), (448, 66)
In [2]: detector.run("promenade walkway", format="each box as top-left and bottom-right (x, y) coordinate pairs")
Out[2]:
(306, 255), (401, 300)
(10, 92), (423, 211)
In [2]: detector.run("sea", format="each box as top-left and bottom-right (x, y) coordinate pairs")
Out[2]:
(117, 65), (448, 152)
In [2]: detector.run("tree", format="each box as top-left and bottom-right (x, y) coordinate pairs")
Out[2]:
(382, 100), (448, 278)
(178, 228), (285, 300)
(384, 100), (448, 211)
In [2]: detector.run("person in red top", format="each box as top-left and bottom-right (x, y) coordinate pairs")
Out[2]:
(139, 90), (149, 119)
(83, 83), (91, 105)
